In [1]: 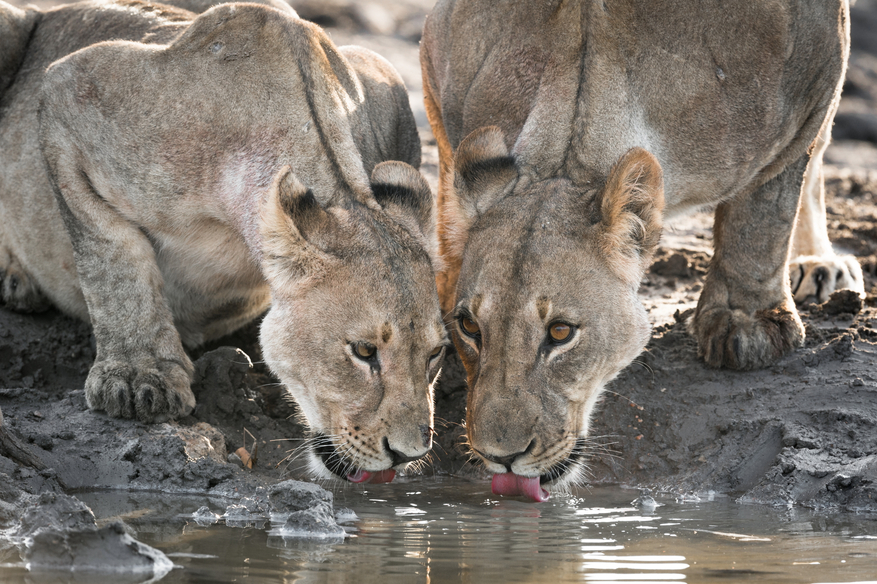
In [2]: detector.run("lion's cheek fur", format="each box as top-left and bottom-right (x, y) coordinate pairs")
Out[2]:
(259, 305), (325, 431)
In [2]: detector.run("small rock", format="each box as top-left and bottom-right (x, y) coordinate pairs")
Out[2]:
(335, 508), (358, 524)
(279, 505), (346, 540)
(25, 522), (173, 577)
(631, 494), (660, 512)
(826, 333), (855, 361)
(16, 492), (95, 538)
(33, 434), (54, 451)
(223, 502), (267, 528)
(821, 289), (863, 316)
(192, 505), (221, 526)
(650, 253), (692, 278)
(269, 480), (334, 513)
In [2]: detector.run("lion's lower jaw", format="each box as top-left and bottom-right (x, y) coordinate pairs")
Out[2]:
(306, 451), (340, 480)
(540, 459), (589, 496)
(488, 461), (588, 502)
(307, 453), (399, 484)
(306, 441), (401, 483)
(480, 437), (591, 497)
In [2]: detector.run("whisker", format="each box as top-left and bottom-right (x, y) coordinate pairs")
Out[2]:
(601, 389), (640, 408)
(630, 358), (654, 376)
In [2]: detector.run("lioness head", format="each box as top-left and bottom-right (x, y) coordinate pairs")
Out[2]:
(445, 127), (664, 498)
(259, 162), (447, 482)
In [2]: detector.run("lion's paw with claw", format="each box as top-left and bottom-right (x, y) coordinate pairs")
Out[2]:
(85, 358), (195, 423)
(790, 254), (864, 305)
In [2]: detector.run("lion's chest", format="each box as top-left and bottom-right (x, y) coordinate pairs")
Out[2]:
(149, 217), (270, 346)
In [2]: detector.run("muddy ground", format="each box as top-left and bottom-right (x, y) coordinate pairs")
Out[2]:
(2, 1), (877, 562)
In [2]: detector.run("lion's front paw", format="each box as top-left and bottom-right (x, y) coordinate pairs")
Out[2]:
(85, 359), (195, 423)
(690, 303), (804, 370)
(790, 254), (865, 305)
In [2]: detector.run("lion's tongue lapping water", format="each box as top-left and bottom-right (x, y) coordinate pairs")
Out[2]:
(491, 473), (550, 502)
(347, 470), (397, 484)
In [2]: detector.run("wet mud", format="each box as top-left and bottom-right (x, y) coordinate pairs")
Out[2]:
(1, 0), (877, 573)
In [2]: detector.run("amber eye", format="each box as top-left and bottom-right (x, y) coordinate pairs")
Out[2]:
(548, 322), (573, 343)
(353, 342), (377, 360)
(460, 316), (480, 337)
(429, 346), (444, 359)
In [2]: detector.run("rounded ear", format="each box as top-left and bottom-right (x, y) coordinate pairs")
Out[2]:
(450, 126), (519, 231)
(370, 161), (436, 259)
(259, 166), (333, 286)
(599, 148), (665, 284)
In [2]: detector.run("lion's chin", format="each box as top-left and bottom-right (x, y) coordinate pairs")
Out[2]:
(311, 434), (397, 484)
(488, 437), (588, 502)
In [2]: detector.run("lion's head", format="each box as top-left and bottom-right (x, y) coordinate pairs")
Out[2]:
(259, 162), (447, 482)
(444, 127), (664, 498)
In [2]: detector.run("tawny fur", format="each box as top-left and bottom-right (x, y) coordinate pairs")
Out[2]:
(0, 0), (444, 478)
(421, 0), (860, 486)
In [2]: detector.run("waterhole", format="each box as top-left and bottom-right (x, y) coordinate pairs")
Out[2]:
(4, 478), (877, 583)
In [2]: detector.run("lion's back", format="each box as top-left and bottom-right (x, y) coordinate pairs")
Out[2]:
(423, 0), (847, 212)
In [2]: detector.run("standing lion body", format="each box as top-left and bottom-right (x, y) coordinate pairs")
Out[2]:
(422, 0), (862, 496)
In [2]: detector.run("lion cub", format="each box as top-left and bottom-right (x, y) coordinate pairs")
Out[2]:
(421, 0), (861, 498)
(0, 0), (447, 482)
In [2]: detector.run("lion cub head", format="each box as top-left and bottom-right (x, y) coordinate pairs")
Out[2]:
(259, 162), (447, 482)
(445, 127), (664, 497)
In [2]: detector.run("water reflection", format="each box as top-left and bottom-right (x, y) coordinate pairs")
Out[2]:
(3, 481), (877, 583)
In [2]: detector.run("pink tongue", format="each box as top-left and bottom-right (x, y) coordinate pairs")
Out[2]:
(347, 469), (397, 484)
(491, 473), (550, 502)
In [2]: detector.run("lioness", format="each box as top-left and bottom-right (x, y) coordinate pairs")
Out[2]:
(0, 0), (447, 482)
(421, 0), (863, 499)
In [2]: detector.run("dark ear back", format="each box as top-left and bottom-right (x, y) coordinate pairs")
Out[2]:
(370, 161), (437, 258)
(451, 126), (518, 229)
(260, 166), (333, 286)
(599, 148), (665, 284)
(275, 169), (329, 238)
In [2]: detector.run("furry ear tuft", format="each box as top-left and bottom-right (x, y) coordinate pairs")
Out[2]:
(259, 166), (332, 286)
(451, 126), (518, 227)
(441, 126), (518, 269)
(599, 148), (664, 284)
(370, 161), (437, 260)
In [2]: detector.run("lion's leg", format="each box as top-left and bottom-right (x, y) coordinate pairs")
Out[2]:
(789, 120), (865, 303)
(46, 164), (195, 423)
(690, 155), (809, 370)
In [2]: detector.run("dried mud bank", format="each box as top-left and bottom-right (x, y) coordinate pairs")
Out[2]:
(587, 168), (877, 511)
(0, 317), (353, 569)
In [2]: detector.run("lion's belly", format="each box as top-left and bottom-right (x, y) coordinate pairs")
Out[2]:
(151, 219), (270, 347)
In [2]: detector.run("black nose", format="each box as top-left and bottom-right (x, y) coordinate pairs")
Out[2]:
(384, 437), (424, 466)
(476, 440), (535, 472)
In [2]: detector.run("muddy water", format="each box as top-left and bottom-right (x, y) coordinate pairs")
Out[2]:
(5, 478), (877, 583)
